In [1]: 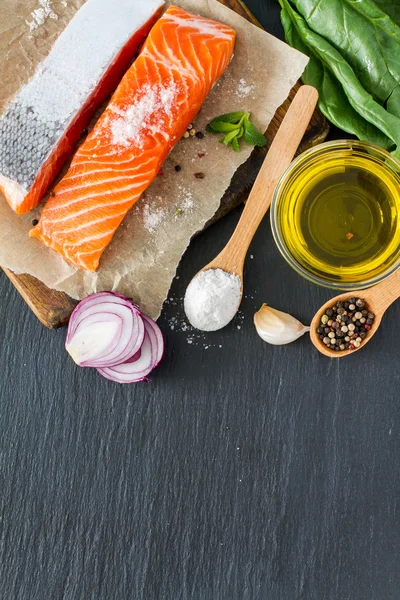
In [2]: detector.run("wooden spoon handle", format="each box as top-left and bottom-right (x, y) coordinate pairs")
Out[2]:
(367, 268), (400, 312)
(218, 85), (319, 269)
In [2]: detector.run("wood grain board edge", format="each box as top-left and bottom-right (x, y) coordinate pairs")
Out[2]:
(2, 269), (77, 328)
(2, 0), (329, 329)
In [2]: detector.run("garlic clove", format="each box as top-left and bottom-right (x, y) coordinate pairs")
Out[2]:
(254, 304), (310, 346)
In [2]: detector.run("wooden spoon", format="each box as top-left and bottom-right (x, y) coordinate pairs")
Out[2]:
(310, 268), (400, 358)
(188, 85), (319, 319)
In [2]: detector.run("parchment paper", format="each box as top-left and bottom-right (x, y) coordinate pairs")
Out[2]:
(0, 0), (308, 319)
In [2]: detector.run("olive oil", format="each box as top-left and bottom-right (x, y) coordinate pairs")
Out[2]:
(276, 146), (400, 286)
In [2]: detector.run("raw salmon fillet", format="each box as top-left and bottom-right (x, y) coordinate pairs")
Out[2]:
(0, 0), (164, 215)
(30, 5), (236, 272)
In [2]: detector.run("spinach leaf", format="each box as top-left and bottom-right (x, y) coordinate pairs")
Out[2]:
(279, 0), (400, 158)
(372, 0), (400, 26)
(289, 0), (400, 109)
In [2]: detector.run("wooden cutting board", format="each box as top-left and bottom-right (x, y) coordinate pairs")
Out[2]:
(2, 0), (329, 328)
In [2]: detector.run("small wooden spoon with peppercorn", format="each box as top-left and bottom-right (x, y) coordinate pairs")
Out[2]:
(310, 268), (400, 358)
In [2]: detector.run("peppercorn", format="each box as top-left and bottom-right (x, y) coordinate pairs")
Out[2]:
(31, 219), (39, 226)
(316, 297), (374, 352)
(175, 165), (182, 172)
(196, 131), (205, 139)
(194, 172), (205, 179)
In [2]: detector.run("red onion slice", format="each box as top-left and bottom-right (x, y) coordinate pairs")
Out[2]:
(97, 314), (164, 384)
(66, 292), (145, 368)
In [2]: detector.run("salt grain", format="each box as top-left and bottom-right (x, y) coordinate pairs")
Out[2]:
(142, 204), (165, 233)
(178, 186), (194, 212)
(111, 82), (178, 149)
(26, 0), (58, 32)
(236, 78), (255, 98)
(184, 268), (242, 331)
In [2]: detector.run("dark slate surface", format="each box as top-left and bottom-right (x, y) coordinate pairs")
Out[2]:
(1, 2), (400, 599)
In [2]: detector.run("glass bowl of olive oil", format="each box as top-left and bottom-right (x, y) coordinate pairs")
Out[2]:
(271, 140), (400, 289)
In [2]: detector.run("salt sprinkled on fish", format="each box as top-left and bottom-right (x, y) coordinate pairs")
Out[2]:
(110, 82), (178, 150)
(0, 0), (164, 214)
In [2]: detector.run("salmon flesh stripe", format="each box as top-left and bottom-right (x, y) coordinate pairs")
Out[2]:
(30, 5), (236, 272)
(0, 0), (164, 215)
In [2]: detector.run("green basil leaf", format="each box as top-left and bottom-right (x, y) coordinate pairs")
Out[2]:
(207, 120), (243, 133)
(231, 137), (240, 152)
(208, 112), (244, 126)
(221, 129), (241, 145)
(243, 120), (267, 147)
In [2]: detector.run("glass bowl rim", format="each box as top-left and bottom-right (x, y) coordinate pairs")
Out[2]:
(270, 139), (400, 290)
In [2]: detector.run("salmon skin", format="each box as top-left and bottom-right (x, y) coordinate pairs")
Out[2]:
(30, 5), (236, 272)
(0, 0), (164, 215)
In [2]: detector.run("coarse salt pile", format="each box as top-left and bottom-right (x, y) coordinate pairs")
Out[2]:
(184, 268), (242, 331)
(110, 82), (178, 149)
